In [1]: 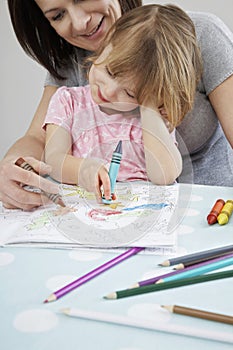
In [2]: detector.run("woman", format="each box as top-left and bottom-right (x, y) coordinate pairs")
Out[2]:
(1, 0), (233, 210)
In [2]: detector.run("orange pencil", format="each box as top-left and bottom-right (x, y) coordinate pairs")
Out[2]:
(207, 199), (225, 225)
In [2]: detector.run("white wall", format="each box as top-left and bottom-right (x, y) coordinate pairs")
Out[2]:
(0, 1), (45, 159)
(144, 0), (233, 29)
(1, 0), (232, 159)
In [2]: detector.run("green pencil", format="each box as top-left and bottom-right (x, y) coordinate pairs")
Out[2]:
(104, 269), (233, 300)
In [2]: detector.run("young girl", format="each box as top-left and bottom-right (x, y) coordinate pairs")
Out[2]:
(43, 4), (202, 201)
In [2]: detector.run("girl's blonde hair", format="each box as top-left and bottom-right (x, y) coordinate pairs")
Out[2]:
(91, 4), (202, 127)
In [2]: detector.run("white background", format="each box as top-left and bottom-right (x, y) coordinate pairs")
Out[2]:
(1, 0), (232, 159)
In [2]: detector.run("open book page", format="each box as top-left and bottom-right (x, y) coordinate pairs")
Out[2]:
(0, 181), (179, 254)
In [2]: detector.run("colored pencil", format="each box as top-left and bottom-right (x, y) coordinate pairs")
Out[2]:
(159, 244), (233, 267)
(174, 251), (233, 270)
(157, 255), (233, 283)
(104, 269), (233, 300)
(132, 253), (233, 287)
(162, 305), (233, 325)
(60, 308), (233, 344)
(43, 247), (144, 303)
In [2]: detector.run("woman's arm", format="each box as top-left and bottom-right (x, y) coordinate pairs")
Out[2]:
(0, 85), (60, 210)
(208, 74), (233, 148)
(141, 107), (182, 185)
(45, 124), (111, 201)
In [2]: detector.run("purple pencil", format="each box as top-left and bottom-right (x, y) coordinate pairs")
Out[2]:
(44, 247), (144, 303)
(132, 252), (233, 288)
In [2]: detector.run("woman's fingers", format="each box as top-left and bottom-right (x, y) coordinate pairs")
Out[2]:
(0, 158), (59, 210)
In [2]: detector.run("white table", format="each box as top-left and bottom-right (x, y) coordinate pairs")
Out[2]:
(1, 184), (233, 350)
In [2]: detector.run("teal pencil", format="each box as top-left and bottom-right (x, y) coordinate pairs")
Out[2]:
(157, 255), (233, 283)
(104, 269), (233, 300)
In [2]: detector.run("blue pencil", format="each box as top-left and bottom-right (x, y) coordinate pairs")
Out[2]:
(133, 252), (233, 287)
(157, 255), (233, 283)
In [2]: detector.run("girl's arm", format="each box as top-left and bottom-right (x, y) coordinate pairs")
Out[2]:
(0, 85), (61, 210)
(208, 74), (233, 148)
(141, 107), (182, 185)
(45, 124), (111, 201)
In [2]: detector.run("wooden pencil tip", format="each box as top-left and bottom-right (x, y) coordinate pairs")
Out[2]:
(43, 293), (56, 303)
(158, 260), (170, 267)
(103, 292), (116, 300)
(161, 305), (172, 312)
(155, 279), (163, 284)
(173, 263), (184, 270)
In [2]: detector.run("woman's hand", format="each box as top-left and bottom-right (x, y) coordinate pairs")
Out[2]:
(0, 157), (60, 210)
(209, 74), (233, 148)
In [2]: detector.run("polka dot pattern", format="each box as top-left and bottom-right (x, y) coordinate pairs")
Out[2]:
(13, 309), (58, 333)
(2, 185), (233, 349)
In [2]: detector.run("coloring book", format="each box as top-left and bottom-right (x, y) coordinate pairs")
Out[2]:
(0, 181), (179, 254)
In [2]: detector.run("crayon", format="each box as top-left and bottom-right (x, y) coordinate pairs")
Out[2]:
(102, 140), (122, 204)
(207, 199), (225, 225)
(15, 157), (66, 207)
(217, 200), (233, 225)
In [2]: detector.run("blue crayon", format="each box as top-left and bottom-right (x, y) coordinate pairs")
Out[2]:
(102, 140), (122, 204)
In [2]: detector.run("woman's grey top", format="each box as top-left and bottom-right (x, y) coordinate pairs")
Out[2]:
(44, 12), (233, 186)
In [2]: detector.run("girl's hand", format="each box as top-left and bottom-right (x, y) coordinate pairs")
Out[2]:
(78, 158), (112, 202)
(158, 106), (174, 132)
(0, 157), (60, 210)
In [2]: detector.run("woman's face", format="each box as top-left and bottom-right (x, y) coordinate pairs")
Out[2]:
(35, 0), (121, 51)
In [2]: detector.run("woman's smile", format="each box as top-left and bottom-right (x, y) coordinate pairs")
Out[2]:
(84, 17), (105, 38)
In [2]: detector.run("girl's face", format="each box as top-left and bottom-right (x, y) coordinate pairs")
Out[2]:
(89, 45), (138, 113)
(35, 0), (121, 51)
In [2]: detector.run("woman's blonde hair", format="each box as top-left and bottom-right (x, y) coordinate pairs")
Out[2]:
(91, 4), (202, 127)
